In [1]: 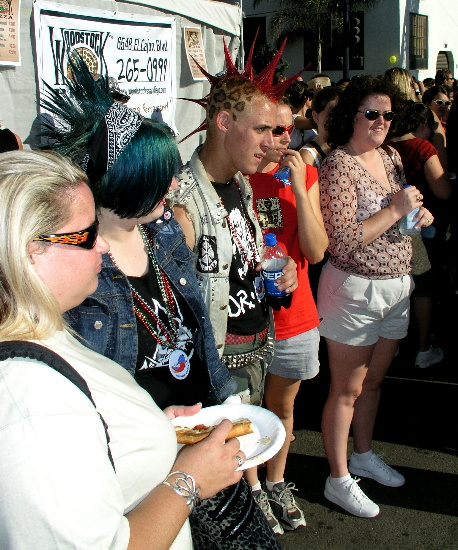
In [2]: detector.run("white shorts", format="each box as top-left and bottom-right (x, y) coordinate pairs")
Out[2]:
(268, 328), (320, 380)
(317, 261), (413, 346)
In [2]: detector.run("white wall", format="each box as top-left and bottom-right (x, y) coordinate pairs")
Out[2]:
(243, 0), (458, 82)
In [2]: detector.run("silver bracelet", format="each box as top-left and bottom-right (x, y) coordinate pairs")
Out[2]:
(162, 471), (200, 513)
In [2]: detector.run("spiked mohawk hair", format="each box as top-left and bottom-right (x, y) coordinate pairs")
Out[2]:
(180, 34), (307, 141)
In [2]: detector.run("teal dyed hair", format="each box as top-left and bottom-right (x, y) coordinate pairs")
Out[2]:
(95, 119), (179, 218)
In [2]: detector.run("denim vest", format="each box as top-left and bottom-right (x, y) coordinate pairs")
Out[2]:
(65, 213), (237, 404)
(170, 148), (266, 356)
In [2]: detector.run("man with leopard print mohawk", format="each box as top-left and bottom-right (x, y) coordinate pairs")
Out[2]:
(169, 39), (303, 531)
(170, 38), (300, 408)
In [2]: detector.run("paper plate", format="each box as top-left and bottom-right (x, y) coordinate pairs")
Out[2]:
(171, 404), (286, 470)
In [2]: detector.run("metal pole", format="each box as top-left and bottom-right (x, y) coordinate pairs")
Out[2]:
(343, 0), (350, 81)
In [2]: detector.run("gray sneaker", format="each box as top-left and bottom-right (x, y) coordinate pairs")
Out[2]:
(267, 482), (306, 531)
(252, 488), (284, 535)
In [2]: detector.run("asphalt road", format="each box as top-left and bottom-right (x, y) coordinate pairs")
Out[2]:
(268, 279), (458, 550)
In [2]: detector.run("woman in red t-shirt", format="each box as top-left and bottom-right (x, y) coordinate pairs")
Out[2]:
(248, 100), (328, 533)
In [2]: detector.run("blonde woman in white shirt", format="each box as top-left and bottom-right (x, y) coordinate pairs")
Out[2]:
(0, 150), (245, 550)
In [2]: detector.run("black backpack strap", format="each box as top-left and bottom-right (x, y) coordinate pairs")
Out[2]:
(0, 341), (115, 471)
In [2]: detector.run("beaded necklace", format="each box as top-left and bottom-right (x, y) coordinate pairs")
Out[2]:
(223, 178), (260, 271)
(108, 225), (179, 349)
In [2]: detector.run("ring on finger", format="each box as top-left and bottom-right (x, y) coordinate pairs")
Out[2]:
(235, 455), (244, 468)
(426, 218), (431, 224)
(416, 194), (422, 201)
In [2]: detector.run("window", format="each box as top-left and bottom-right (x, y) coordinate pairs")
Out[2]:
(410, 13), (428, 70)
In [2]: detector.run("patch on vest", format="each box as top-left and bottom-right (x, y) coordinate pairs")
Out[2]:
(197, 235), (218, 273)
(255, 197), (283, 231)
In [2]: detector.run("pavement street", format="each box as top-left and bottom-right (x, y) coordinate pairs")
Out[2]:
(269, 280), (458, 550)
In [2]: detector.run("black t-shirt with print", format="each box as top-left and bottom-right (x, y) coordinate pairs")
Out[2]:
(212, 180), (268, 335)
(129, 260), (209, 409)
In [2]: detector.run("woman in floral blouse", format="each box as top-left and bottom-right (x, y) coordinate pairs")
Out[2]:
(317, 76), (433, 518)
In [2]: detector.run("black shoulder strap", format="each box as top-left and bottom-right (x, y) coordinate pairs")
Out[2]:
(308, 140), (327, 161)
(0, 341), (115, 471)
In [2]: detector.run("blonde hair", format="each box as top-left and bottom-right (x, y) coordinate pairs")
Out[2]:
(0, 150), (87, 341)
(384, 68), (415, 101)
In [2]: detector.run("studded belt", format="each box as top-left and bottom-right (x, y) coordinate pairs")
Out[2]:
(221, 332), (274, 370)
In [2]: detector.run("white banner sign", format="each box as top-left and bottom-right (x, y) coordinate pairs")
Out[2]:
(0, 0), (21, 66)
(34, 1), (176, 131)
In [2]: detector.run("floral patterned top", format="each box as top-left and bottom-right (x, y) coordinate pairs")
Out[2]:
(319, 146), (412, 279)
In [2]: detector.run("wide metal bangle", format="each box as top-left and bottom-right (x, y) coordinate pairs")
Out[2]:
(162, 471), (200, 513)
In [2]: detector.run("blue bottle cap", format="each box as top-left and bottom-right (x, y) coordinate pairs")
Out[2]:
(264, 233), (277, 246)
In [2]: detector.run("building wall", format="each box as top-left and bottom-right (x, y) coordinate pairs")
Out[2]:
(242, 0), (458, 82)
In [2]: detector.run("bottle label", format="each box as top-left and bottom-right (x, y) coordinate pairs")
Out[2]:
(262, 269), (286, 297)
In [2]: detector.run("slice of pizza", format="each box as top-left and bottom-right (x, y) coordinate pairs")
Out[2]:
(175, 418), (254, 445)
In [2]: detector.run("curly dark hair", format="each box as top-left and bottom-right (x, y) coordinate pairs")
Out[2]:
(326, 75), (403, 148)
(389, 100), (434, 137)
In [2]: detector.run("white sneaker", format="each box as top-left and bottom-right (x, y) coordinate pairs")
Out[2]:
(349, 451), (405, 487)
(324, 476), (380, 518)
(415, 346), (444, 368)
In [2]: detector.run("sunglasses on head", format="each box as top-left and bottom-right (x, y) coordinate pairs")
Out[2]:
(272, 124), (295, 137)
(33, 220), (99, 250)
(432, 99), (452, 106)
(357, 110), (395, 121)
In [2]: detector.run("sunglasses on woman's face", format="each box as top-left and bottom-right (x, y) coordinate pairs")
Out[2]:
(432, 99), (452, 106)
(357, 110), (395, 121)
(33, 220), (99, 250)
(272, 124), (295, 137)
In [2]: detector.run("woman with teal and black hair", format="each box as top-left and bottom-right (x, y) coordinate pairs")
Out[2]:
(42, 59), (280, 550)
(42, 60), (234, 410)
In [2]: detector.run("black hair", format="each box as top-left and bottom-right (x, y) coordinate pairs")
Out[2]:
(389, 100), (434, 137)
(311, 86), (342, 113)
(422, 85), (452, 104)
(0, 129), (20, 153)
(283, 81), (310, 111)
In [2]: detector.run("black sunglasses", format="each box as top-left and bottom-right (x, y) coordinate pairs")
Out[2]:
(432, 99), (452, 106)
(33, 220), (99, 250)
(357, 110), (395, 121)
(272, 124), (295, 137)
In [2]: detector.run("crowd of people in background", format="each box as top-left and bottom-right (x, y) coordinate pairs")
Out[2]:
(0, 42), (456, 548)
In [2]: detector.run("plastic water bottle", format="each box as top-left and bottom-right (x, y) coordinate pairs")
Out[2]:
(261, 233), (288, 297)
(399, 185), (421, 236)
(274, 165), (291, 187)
